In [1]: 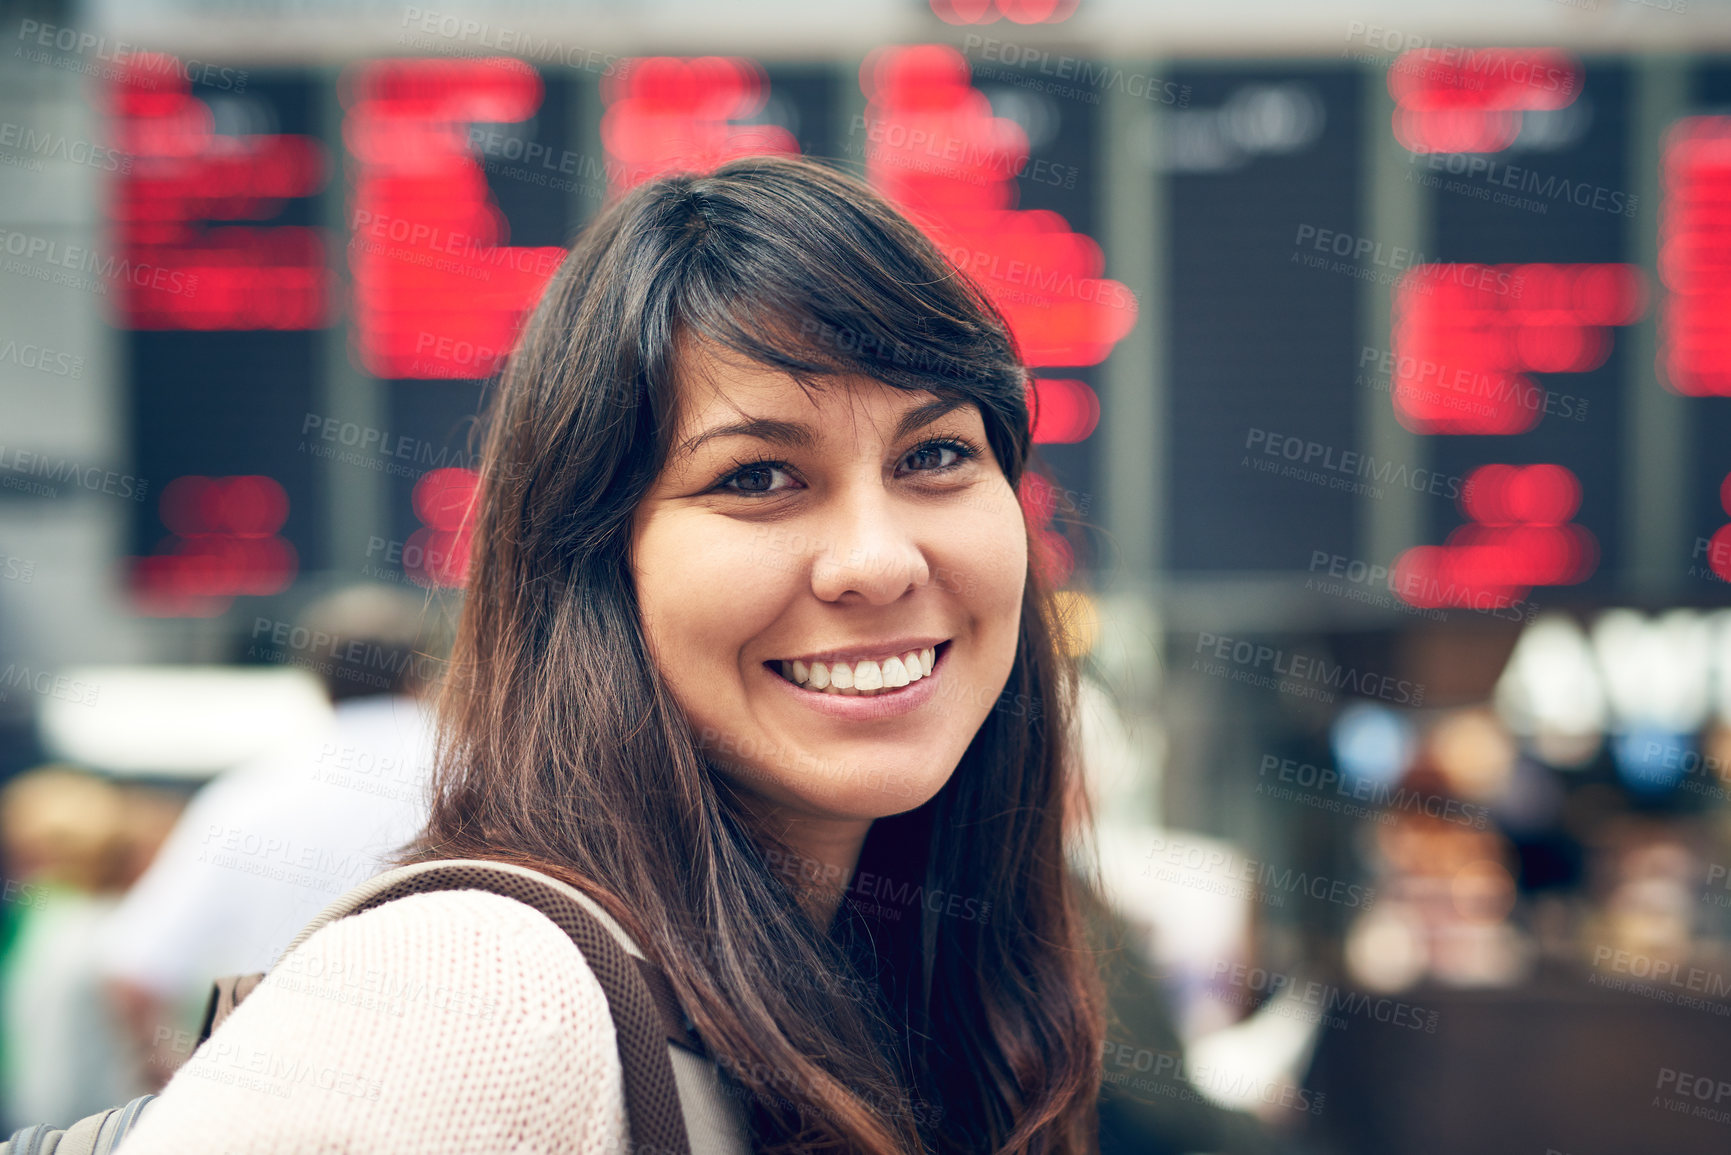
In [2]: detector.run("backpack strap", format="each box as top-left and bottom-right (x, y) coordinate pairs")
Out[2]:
(635, 955), (710, 1056)
(197, 971), (264, 1048)
(268, 858), (701, 1155)
(0, 1093), (156, 1155)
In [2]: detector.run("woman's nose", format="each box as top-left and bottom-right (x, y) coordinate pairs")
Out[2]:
(807, 492), (932, 605)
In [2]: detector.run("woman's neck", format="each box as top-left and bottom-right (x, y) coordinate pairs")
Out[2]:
(754, 809), (874, 929)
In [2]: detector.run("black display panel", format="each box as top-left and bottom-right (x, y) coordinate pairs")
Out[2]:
(1167, 67), (1364, 573)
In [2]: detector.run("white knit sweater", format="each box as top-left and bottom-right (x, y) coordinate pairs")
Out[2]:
(115, 889), (629, 1154)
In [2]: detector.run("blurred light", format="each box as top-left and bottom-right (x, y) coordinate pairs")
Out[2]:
(406, 468), (478, 587)
(161, 474), (289, 537)
(601, 56), (798, 193)
(1459, 462), (1580, 526)
(1493, 613), (1609, 747)
(1660, 117), (1731, 395)
(1330, 701), (1415, 787)
(1345, 903), (1428, 992)
(1392, 465), (1597, 608)
(1182, 996), (1323, 1118)
(1430, 708), (1517, 804)
(859, 44), (1136, 368)
(410, 466), (478, 530)
(1611, 728), (1690, 795)
(1395, 107), (1521, 154)
(343, 57), (543, 119)
(1028, 377), (1099, 443)
(1389, 48), (1581, 155)
(132, 475), (298, 615)
(38, 666), (332, 778)
(1590, 609), (1712, 734)
(932, 0), (998, 20)
(107, 55), (331, 329)
(1392, 263), (1643, 434)
(345, 58), (565, 379)
(929, 0), (1081, 22)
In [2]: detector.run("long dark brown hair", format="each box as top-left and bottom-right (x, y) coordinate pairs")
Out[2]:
(403, 154), (1104, 1154)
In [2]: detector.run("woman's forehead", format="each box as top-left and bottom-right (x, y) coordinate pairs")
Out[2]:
(670, 338), (815, 413)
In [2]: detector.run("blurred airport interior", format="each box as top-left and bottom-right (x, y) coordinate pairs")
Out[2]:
(4, 0), (1731, 1151)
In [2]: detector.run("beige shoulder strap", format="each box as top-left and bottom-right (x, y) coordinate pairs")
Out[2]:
(279, 857), (644, 960)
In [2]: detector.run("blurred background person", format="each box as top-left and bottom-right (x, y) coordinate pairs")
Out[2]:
(1066, 666), (1289, 1154)
(0, 767), (144, 1129)
(94, 585), (442, 1090)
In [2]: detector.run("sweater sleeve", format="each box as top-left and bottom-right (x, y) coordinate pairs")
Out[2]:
(115, 889), (629, 1155)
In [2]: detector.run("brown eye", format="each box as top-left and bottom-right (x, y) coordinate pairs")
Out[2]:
(720, 462), (796, 495)
(899, 437), (977, 476)
(905, 444), (958, 471)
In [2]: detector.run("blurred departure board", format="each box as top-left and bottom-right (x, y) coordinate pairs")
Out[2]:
(123, 70), (326, 614)
(122, 48), (1731, 611)
(1416, 59), (1632, 606)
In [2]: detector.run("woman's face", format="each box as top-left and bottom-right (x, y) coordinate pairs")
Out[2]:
(629, 342), (1028, 826)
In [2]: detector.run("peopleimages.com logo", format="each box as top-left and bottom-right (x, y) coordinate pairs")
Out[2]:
(1193, 631), (1426, 706)
(1257, 754), (1490, 829)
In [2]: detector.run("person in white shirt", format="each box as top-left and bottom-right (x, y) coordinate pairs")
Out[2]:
(97, 586), (439, 1089)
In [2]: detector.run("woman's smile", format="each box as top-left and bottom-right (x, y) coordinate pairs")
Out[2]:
(762, 640), (953, 719)
(769, 638), (947, 694)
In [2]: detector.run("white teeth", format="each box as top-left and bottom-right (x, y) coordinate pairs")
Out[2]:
(775, 643), (945, 696)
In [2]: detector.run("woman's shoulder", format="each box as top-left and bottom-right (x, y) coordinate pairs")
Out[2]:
(117, 888), (628, 1154)
(280, 887), (618, 1018)
(286, 886), (608, 985)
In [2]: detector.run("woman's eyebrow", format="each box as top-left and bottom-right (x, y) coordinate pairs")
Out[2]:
(674, 396), (968, 460)
(676, 417), (814, 460)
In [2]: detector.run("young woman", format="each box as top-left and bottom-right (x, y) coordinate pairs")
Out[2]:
(120, 154), (1105, 1154)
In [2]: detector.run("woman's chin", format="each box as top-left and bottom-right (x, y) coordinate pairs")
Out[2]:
(727, 740), (953, 822)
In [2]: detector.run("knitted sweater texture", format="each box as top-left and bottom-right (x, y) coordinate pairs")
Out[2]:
(115, 889), (629, 1154)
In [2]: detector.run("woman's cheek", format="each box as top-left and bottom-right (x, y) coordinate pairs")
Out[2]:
(947, 482), (1027, 604)
(636, 513), (739, 680)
